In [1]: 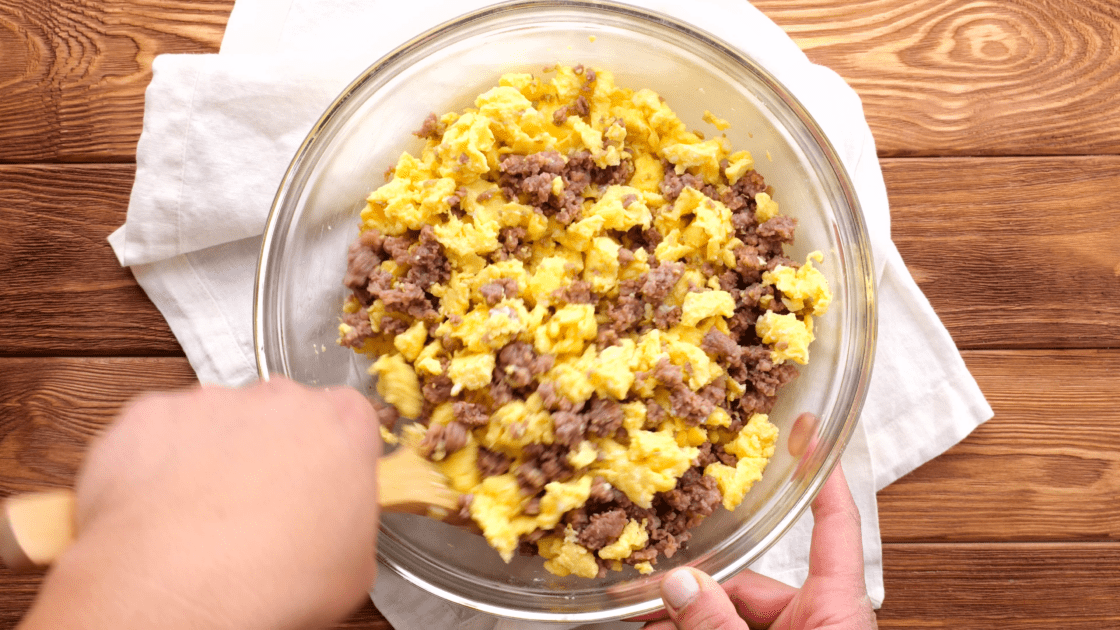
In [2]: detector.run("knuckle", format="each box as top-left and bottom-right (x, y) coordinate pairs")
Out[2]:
(258, 375), (301, 395)
(120, 391), (166, 415)
(115, 391), (178, 430)
(678, 603), (740, 630)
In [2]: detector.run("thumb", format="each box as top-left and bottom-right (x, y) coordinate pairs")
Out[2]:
(661, 568), (749, 630)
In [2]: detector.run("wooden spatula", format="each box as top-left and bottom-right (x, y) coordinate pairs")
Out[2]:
(0, 446), (461, 571)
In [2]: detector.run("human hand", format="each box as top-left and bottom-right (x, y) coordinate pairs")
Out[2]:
(643, 465), (876, 630)
(20, 378), (381, 630)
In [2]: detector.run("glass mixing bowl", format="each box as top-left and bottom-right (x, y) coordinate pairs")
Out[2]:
(255, 0), (876, 622)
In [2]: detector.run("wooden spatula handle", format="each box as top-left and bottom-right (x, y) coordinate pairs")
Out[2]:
(1, 448), (462, 570)
(0, 490), (76, 570)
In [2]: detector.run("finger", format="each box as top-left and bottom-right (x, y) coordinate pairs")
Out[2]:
(808, 464), (864, 583)
(642, 621), (677, 630)
(662, 568), (749, 630)
(324, 388), (378, 438)
(75, 390), (191, 525)
(720, 569), (797, 628)
(256, 374), (303, 394)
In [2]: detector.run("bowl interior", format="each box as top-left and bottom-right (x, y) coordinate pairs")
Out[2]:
(256, 1), (874, 622)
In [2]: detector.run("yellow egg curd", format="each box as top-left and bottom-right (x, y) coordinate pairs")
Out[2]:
(339, 64), (831, 578)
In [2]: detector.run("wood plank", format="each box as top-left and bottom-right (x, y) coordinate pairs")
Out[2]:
(0, 165), (180, 355)
(0, 571), (48, 630)
(878, 349), (1120, 543)
(0, 358), (195, 491)
(0, 0), (232, 163)
(0, 356), (394, 627)
(755, 0), (1120, 157)
(3, 1), (1120, 161)
(2, 350), (1118, 542)
(877, 543), (1120, 628)
(2, 356), (1118, 626)
(885, 155), (1120, 350)
(3, 157), (1118, 354)
(335, 602), (393, 630)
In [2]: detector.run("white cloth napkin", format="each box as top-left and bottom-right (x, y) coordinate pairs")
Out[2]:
(109, 0), (993, 626)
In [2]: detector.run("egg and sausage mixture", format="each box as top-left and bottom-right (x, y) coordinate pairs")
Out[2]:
(338, 65), (831, 579)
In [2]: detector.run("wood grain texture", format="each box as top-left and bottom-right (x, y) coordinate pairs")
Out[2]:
(0, 165), (179, 355)
(3, 0), (1120, 161)
(754, 0), (1120, 157)
(0, 347), (1116, 626)
(879, 349), (1120, 542)
(0, 571), (46, 630)
(3, 0), (1116, 628)
(0, 358), (195, 491)
(0, 357), (395, 628)
(334, 602), (392, 630)
(1, 353), (1117, 535)
(0, 0), (232, 163)
(886, 155), (1120, 350)
(877, 543), (1120, 628)
(4, 157), (1118, 354)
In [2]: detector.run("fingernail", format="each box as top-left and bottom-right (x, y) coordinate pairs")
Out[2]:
(662, 569), (700, 610)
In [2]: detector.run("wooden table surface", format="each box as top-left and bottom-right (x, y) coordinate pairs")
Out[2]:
(2, 0), (1119, 627)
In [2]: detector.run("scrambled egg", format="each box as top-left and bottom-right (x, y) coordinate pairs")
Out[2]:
(539, 527), (600, 578)
(703, 110), (732, 131)
(756, 252), (832, 365)
(598, 519), (650, 560)
(369, 354), (422, 418)
(469, 473), (594, 562)
(342, 64), (832, 579)
(595, 430), (698, 509)
(705, 413), (780, 510)
(764, 251), (832, 316)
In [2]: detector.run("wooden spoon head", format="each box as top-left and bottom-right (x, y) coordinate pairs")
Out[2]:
(378, 446), (463, 521)
(0, 490), (76, 571)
